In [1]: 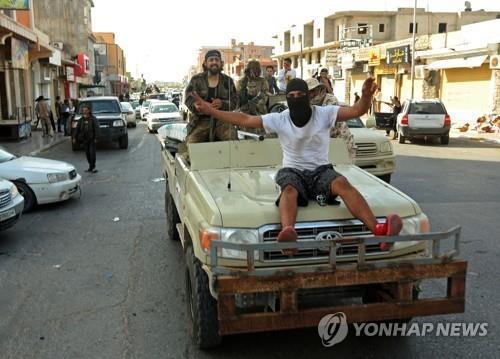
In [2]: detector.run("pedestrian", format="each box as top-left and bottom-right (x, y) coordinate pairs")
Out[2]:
(183, 49), (238, 145)
(306, 78), (356, 162)
(55, 96), (63, 133)
(265, 65), (280, 95)
(381, 96), (402, 139)
(75, 104), (100, 173)
(191, 77), (402, 255)
(35, 96), (53, 137)
(277, 58), (296, 92)
(354, 92), (361, 104)
(61, 98), (71, 136)
(315, 68), (333, 94)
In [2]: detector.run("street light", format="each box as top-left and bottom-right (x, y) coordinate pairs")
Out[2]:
(410, 0), (417, 100)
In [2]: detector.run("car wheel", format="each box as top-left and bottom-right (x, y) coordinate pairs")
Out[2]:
(185, 245), (221, 349)
(440, 135), (449, 145)
(118, 134), (129, 149)
(14, 181), (37, 212)
(165, 177), (180, 241)
(378, 174), (391, 183)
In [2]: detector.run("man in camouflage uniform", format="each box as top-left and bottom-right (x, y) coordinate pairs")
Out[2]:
(237, 60), (269, 116)
(184, 49), (238, 143)
(306, 78), (357, 162)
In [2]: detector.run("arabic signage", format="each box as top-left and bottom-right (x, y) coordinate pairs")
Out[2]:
(11, 38), (29, 69)
(368, 48), (381, 66)
(325, 49), (338, 67)
(0, 0), (29, 10)
(66, 66), (75, 82)
(387, 45), (410, 65)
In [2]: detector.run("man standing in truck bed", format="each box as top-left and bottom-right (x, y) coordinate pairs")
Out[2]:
(184, 49), (238, 143)
(192, 77), (402, 255)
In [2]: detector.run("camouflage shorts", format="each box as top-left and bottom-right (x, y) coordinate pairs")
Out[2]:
(275, 164), (341, 207)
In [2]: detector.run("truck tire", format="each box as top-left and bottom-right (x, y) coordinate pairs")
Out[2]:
(185, 246), (221, 349)
(440, 135), (449, 145)
(118, 134), (129, 149)
(165, 178), (180, 241)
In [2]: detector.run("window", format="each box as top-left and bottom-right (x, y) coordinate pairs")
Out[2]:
(409, 22), (418, 34)
(292, 36), (295, 44)
(357, 23), (367, 35)
(379, 24), (385, 33)
(280, 41), (282, 46)
(298, 34), (302, 44)
(316, 51), (321, 64)
(317, 28), (321, 38)
(438, 23), (447, 33)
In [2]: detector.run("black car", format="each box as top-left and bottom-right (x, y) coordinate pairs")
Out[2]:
(71, 96), (128, 150)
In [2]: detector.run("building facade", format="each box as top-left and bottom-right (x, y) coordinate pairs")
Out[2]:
(93, 32), (128, 97)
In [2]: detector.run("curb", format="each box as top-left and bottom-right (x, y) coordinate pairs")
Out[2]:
(29, 136), (70, 156)
(449, 132), (500, 145)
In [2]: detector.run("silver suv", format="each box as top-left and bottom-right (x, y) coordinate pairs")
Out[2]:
(396, 99), (451, 145)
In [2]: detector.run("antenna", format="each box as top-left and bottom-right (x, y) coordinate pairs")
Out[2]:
(227, 76), (232, 191)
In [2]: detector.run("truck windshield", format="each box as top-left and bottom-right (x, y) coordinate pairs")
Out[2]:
(78, 100), (121, 114)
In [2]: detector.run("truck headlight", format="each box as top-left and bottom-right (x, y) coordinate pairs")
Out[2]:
(113, 120), (124, 127)
(10, 184), (19, 198)
(380, 141), (392, 153)
(400, 213), (430, 235)
(47, 173), (69, 183)
(220, 228), (259, 259)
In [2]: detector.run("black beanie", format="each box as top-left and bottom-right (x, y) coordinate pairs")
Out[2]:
(286, 78), (308, 95)
(205, 49), (222, 61)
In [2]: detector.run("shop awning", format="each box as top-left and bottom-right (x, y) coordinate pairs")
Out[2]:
(427, 55), (487, 70)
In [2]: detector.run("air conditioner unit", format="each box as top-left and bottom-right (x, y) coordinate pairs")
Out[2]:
(415, 65), (426, 79)
(51, 41), (64, 50)
(490, 55), (500, 70)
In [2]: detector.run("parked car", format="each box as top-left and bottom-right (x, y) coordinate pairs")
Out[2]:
(0, 179), (24, 231)
(347, 118), (395, 183)
(71, 96), (128, 150)
(396, 99), (451, 144)
(120, 102), (137, 128)
(139, 100), (154, 120)
(0, 147), (81, 212)
(146, 101), (182, 133)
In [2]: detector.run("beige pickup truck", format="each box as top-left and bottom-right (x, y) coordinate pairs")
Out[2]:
(159, 127), (466, 349)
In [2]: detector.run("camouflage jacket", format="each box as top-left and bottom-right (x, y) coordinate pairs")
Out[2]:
(236, 77), (269, 115)
(184, 72), (238, 122)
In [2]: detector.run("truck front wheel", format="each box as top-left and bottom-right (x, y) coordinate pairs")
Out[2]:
(185, 246), (221, 349)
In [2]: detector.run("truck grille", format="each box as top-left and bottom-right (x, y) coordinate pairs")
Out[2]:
(69, 170), (77, 180)
(261, 221), (382, 261)
(355, 142), (378, 157)
(0, 190), (11, 209)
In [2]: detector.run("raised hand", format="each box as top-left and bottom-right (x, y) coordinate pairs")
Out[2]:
(192, 92), (213, 115)
(361, 77), (378, 98)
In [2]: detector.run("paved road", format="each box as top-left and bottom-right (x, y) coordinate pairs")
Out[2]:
(0, 126), (499, 359)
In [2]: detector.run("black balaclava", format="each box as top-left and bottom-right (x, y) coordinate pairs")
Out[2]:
(286, 78), (312, 127)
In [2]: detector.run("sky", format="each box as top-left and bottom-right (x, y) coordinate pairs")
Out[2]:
(92, 0), (500, 83)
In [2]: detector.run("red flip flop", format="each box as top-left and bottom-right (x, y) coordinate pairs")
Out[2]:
(374, 214), (402, 251)
(278, 226), (298, 256)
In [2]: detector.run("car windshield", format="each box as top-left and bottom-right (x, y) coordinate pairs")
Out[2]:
(346, 118), (365, 128)
(409, 102), (445, 115)
(143, 100), (151, 108)
(0, 148), (16, 163)
(121, 102), (133, 111)
(152, 104), (178, 113)
(131, 101), (140, 108)
(78, 100), (121, 114)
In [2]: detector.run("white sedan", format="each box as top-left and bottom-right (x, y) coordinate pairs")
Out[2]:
(146, 102), (182, 133)
(0, 147), (81, 212)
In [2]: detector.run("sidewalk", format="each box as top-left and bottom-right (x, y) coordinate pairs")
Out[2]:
(0, 129), (70, 156)
(449, 129), (500, 145)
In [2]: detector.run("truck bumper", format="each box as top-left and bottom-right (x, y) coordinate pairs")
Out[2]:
(209, 227), (467, 336)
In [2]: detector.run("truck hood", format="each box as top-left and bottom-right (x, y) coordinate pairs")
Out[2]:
(350, 128), (388, 143)
(196, 164), (419, 228)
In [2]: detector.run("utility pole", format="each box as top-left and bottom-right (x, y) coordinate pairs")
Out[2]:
(410, 0), (417, 99)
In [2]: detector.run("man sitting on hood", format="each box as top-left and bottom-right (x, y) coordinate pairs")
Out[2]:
(192, 77), (401, 255)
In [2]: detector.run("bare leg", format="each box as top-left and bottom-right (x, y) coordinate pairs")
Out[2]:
(330, 177), (378, 232)
(279, 185), (298, 228)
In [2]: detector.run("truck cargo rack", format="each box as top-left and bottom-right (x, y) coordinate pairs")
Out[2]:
(209, 227), (467, 335)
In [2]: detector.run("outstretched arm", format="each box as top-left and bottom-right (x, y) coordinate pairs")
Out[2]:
(337, 77), (378, 122)
(193, 92), (263, 129)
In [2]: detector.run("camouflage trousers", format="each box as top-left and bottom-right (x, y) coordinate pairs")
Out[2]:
(185, 119), (237, 143)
